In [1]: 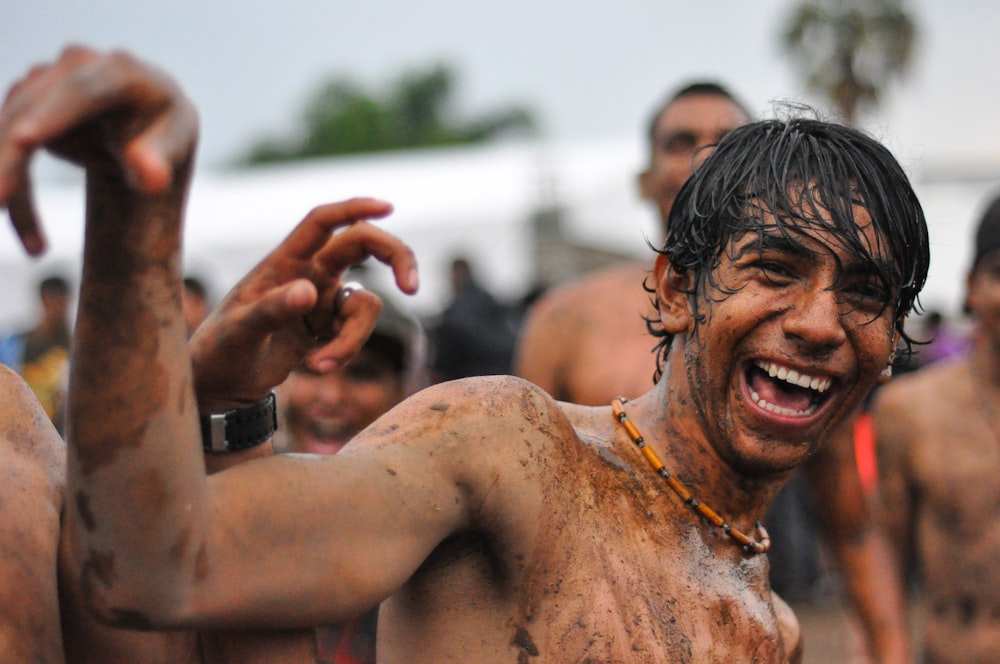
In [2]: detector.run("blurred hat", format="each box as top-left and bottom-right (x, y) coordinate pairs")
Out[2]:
(365, 288), (424, 377)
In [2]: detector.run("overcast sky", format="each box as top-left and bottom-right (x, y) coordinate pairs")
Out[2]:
(2, 0), (997, 174)
(2, 0), (999, 320)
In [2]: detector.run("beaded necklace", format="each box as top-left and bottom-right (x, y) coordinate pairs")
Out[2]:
(612, 397), (771, 555)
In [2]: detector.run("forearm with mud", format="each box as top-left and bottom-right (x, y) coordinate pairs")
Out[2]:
(66, 167), (208, 628)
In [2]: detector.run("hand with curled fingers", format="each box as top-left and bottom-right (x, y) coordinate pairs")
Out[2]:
(189, 198), (419, 412)
(0, 46), (198, 255)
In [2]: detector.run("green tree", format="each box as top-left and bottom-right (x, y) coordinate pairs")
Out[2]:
(241, 63), (536, 164)
(781, 0), (918, 124)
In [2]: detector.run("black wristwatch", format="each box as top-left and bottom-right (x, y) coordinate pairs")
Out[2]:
(200, 392), (278, 453)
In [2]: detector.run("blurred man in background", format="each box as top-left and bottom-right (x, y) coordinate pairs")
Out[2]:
(0, 274), (72, 433)
(276, 286), (426, 663)
(872, 193), (1000, 664)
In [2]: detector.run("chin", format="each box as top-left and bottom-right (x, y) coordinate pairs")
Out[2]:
(720, 434), (816, 480)
(297, 434), (351, 456)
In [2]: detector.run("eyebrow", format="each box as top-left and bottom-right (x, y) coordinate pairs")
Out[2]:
(735, 232), (894, 284)
(731, 233), (816, 260)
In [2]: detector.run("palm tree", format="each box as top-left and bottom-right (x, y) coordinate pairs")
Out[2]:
(781, 0), (918, 124)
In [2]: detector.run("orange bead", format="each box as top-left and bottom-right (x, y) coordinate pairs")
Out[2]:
(613, 398), (769, 556)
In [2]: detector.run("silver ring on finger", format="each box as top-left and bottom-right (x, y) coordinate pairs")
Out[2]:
(335, 280), (364, 313)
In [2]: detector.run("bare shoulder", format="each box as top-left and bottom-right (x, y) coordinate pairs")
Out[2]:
(352, 375), (588, 495)
(0, 363), (64, 498)
(0, 365), (66, 661)
(515, 261), (656, 397)
(344, 375), (590, 551)
(527, 261), (651, 321)
(369, 375), (577, 450)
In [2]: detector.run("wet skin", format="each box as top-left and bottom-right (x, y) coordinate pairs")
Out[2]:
(516, 92), (911, 662)
(1, 48), (907, 664)
(658, 217), (899, 479)
(71, 205), (894, 662)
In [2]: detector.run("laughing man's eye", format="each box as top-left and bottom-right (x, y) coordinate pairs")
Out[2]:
(753, 260), (794, 285)
(839, 278), (891, 311)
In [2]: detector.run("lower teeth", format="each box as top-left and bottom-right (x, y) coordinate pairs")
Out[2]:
(749, 389), (816, 416)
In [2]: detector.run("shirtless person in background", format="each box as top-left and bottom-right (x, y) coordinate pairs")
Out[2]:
(516, 82), (751, 404)
(2, 47), (929, 663)
(873, 193), (1000, 664)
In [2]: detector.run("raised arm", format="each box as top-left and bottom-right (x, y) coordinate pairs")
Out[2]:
(0, 47), (476, 633)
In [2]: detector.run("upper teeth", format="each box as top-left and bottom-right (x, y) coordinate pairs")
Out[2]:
(754, 360), (831, 393)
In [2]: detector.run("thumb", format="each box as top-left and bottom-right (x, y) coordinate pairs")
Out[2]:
(240, 279), (318, 337)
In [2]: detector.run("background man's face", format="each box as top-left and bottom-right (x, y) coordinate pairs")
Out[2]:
(280, 346), (406, 455)
(967, 251), (1000, 344)
(41, 291), (69, 323)
(639, 94), (750, 234)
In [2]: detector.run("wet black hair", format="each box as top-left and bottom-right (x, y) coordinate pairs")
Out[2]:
(645, 115), (930, 381)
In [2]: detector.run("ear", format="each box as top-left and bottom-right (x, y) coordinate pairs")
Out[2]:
(876, 330), (902, 386)
(964, 270), (977, 316)
(654, 253), (694, 334)
(637, 168), (653, 201)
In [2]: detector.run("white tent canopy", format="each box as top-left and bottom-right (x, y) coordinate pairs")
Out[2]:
(0, 136), (994, 330)
(0, 137), (653, 329)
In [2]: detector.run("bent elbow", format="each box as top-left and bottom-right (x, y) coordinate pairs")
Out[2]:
(77, 554), (191, 630)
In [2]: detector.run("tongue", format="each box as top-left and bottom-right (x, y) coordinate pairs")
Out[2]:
(751, 372), (813, 413)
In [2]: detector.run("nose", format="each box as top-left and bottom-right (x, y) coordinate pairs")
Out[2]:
(780, 286), (847, 352)
(313, 372), (349, 406)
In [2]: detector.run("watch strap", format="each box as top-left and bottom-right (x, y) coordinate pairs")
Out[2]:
(200, 392), (277, 453)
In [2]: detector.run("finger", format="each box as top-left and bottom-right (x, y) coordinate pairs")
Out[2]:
(4, 49), (184, 192)
(278, 198), (394, 261)
(0, 51), (94, 203)
(235, 279), (319, 341)
(316, 222), (419, 294)
(121, 88), (199, 194)
(305, 289), (382, 372)
(7, 182), (47, 256)
(2, 50), (129, 151)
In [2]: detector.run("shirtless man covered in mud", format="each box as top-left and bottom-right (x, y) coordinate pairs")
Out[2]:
(515, 81), (912, 663)
(0, 47), (928, 663)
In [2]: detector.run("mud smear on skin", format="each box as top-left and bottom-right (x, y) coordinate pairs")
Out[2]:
(506, 395), (700, 660)
(80, 546), (157, 628)
(72, 272), (172, 478)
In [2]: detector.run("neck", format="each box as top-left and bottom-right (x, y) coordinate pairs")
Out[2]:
(617, 386), (783, 550)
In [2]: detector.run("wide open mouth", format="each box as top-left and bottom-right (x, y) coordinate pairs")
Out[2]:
(746, 360), (834, 417)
